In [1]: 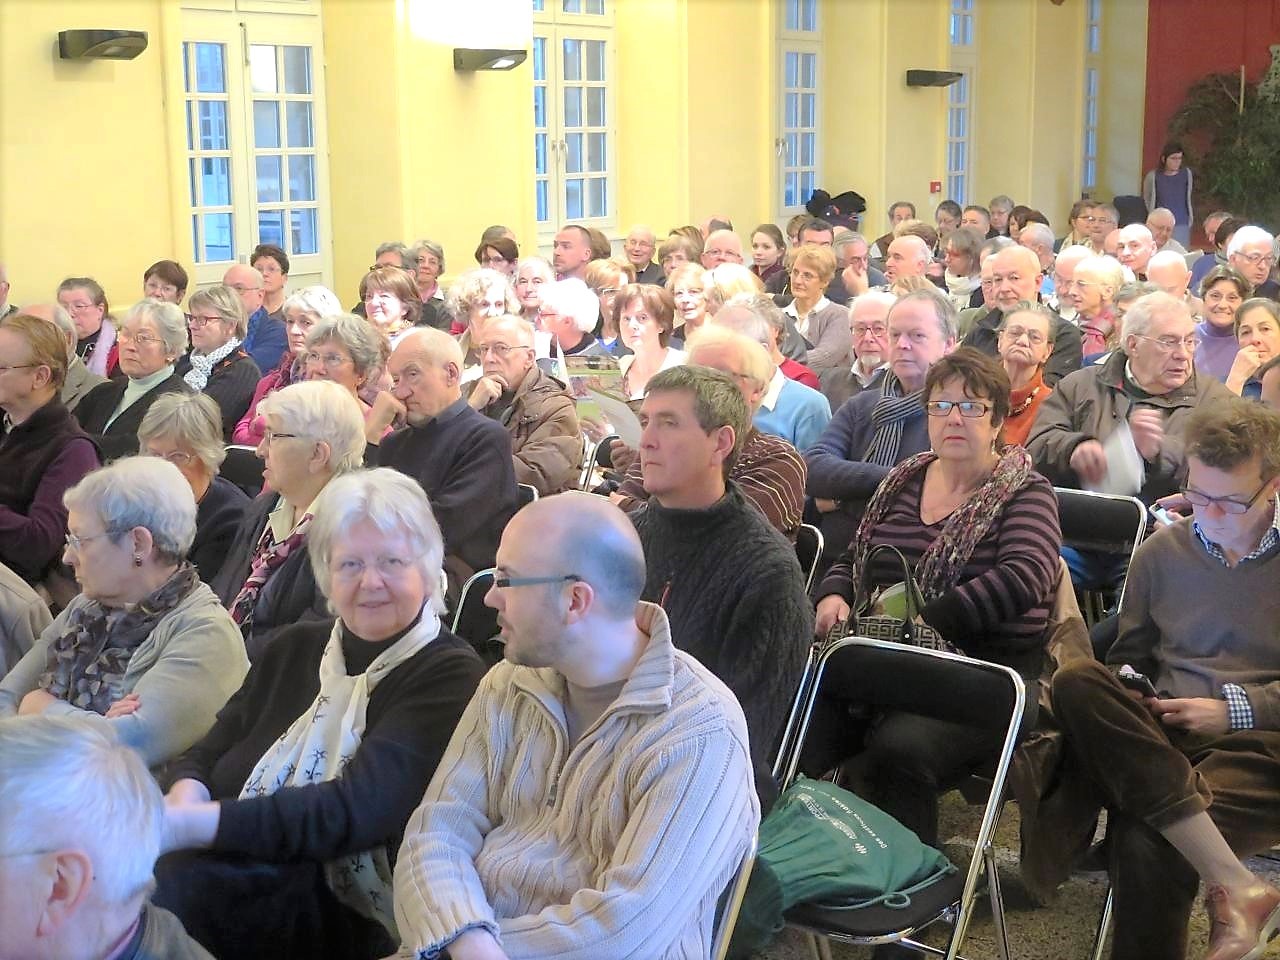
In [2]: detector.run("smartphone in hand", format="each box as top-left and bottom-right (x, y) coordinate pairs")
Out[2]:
(1116, 664), (1160, 698)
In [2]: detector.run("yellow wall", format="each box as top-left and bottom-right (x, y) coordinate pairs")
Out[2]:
(0, 0), (177, 309)
(1096, 0), (1148, 205)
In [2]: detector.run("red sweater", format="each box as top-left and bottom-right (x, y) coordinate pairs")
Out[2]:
(780, 358), (820, 389)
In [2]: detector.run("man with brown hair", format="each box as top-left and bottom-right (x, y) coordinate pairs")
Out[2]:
(1051, 397), (1280, 960)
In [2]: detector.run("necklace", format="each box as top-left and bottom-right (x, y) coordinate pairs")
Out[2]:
(1008, 383), (1042, 417)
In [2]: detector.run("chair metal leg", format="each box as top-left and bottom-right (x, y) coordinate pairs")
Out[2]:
(984, 844), (1012, 960)
(1089, 886), (1114, 960)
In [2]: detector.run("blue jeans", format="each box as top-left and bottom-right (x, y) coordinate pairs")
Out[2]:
(1061, 546), (1128, 593)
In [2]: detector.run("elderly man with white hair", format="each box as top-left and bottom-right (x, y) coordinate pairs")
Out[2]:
(1116, 223), (1159, 281)
(819, 290), (893, 411)
(20, 301), (107, 410)
(700, 229), (745, 269)
(1047, 245), (1093, 322)
(882, 234), (932, 286)
(1147, 207), (1188, 255)
(1147, 249), (1200, 312)
(0, 714), (215, 959)
(538, 277), (606, 356)
(1017, 221), (1058, 294)
(623, 225), (662, 284)
(1227, 225), (1280, 300)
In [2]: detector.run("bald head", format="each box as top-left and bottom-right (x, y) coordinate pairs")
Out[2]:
(483, 315), (535, 347)
(1116, 224), (1157, 273)
(223, 263), (265, 314)
(20, 302), (77, 359)
(885, 235), (931, 282)
(701, 230), (744, 268)
(1146, 207), (1176, 248)
(990, 245), (1042, 310)
(394, 326), (464, 368)
(1146, 250), (1191, 298)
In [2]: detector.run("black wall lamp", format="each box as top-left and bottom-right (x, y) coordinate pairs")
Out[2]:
(58, 29), (149, 61)
(906, 69), (963, 88)
(453, 48), (528, 71)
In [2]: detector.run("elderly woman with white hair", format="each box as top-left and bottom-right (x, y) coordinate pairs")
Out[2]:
(1063, 254), (1125, 358)
(514, 255), (555, 326)
(410, 238), (447, 328)
(447, 266), (519, 348)
(212, 380), (367, 661)
(153, 468), (486, 960)
(304, 314), (392, 432)
(139, 392), (250, 583)
(233, 284), (344, 446)
(0, 457), (249, 768)
(538, 277), (606, 357)
(75, 298), (191, 460)
(178, 283), (261, 440)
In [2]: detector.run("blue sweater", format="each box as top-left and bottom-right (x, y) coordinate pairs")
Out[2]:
(753, 377), (831, 453)
(243, 307), (288, 374)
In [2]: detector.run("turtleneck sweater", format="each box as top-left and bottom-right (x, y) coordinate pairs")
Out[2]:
(629, 482), (812, 808)
(1194, 318), (1240, 383)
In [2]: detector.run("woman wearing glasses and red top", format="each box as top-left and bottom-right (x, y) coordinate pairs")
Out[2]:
(58, 276), (119, 378)
(812, 348), (1062, 847)
(179, 284), (261, 441)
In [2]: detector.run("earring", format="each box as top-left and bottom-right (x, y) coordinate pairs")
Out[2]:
(133, 554), (143, 567)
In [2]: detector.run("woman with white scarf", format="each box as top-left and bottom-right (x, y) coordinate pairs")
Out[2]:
(179, 283), (261, 440)
(154, 467), (486, 960)
(942, 225), (985, 312)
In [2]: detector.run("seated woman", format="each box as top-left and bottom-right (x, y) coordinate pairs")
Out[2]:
(303, 314), (391, 427)
(58, 276), (118, 378)
(657, 232), (700, 281)
(1196, 265), (1253, 383)
(75, 299), (190, 460)
(1065, 254), (1125, 359)
(942, 225), (985, 311)
(446, 268), (520, 365)
(212, 380), (367, 662)
(1227, 298), (1280, 399)
(0, 314), (100, 584)
(996, 300), (1054, 447)
(474, 235), (518, 278)
(784, 244), (853, 374)
(811, 348), (1061, 846)
(0, 456), (249, 768)
(180, 284), (261, 440)
(583, 257), (635, 354)
(410, 238), (447, 329)
(514, 256), (555, 326)
(142, 259), (189, 304)
(616, 283), (686, 401)
(234, 285), (343, 446)
(138, 392), (250, 583)
(667, 261), (711, 343)
(750, 222), (786, 286)
(153, 468), (486, 960)
(360, 265), (422, 346)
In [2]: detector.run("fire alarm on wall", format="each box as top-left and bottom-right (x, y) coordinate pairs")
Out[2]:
(929, 180), (942, 194)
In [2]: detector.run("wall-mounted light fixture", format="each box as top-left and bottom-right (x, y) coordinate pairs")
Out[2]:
(905, 69), (963, 88)
(453, 48), (527, 71)
(58, 29), (149, 61)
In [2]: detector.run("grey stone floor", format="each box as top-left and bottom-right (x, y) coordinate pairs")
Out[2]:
(754, 793), (1280, 960)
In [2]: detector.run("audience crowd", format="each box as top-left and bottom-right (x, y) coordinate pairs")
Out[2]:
(2, 189), (1280, 960)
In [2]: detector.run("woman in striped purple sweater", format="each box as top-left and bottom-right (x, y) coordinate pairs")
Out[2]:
(811, 347), (1061, 844)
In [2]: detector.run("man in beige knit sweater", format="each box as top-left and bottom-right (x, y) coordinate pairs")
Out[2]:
(391, 492), (759, 960)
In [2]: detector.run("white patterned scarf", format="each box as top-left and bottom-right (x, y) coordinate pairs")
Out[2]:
(239, 606), (442, 935)
(184, 337), (242, 391)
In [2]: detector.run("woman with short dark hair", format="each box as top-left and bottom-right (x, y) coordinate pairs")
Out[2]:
(143, 260), (190, 304)
(615, 284), (686, 400)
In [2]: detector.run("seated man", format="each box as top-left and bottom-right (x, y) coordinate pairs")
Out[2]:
(391, 492), (759, 960)
(806, 286), (956, 570)
(467, 315), (582, 495)
(1051, 399), (1280, 960)
(628, 366), (812, 805)
(610, 333), (808, 539)
(369, 328), (517, 583)
(818, 290), (893, 412)
(0, 714), (213, 959)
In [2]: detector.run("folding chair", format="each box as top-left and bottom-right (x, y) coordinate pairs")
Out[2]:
(1053, 488), (1146, 626)
(776, 637), (1032, 960)
(795, 523), (823, 594)
(221, 445), (265, 498)
(580, 433), (618, 490)
(517, 483), (539, 508)
(1089, 886), (1114, 960)
(710, 833), (758, 960)
(450, 567), (498, 652)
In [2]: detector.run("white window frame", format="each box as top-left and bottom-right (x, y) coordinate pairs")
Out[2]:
(777, 0), (821, 217)
(532, 0), (616, 242)
(947, 0), (976, 206)
(177, 4), (332, 289)
(1082, 0), (1101, 192)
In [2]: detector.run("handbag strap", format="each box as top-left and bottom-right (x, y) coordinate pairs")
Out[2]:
(853, 543), (927, 618)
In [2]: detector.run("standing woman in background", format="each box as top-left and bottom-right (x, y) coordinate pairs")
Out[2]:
(1143, 142), (1193, 248)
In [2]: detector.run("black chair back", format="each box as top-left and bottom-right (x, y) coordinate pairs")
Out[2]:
(222, 445), (265, 497)
(450, 568), (499, 661)
(1053, 487), (1146, 557)
(517, 483), (539, 508)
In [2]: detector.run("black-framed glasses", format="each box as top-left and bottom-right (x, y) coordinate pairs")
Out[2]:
(261, 429), (300, 444)
(0, 363), (38, 374)
(925, 400), (991, 418)
(492, 574), (584, 589)
(1182, 480), (1276, 515)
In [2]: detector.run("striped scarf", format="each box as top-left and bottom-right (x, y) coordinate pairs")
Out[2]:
(861, 374), (923, 467)
(230, 511), (312, 626)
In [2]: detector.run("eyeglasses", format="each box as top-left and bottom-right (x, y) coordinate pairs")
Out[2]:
(1235, 252), (1276, 268)
(226, 283), (263, 293)
(925, 400), (991, 418)
(851, 324), (887, 337)
(117, 329), (164, 346)
(478, 343), (532, 358)
(185, 313), (224, 328)
(492, 573), (584, 589)
(305, 351), (353, 368)
(65, 529), (121, 551)
(0, 363), (38, 374)
(1134, 333), (1200, 353)
(147, 449), (194, 466)
(1182, 479), (1275, 515)
(261, 429), (300, 444)
(65, 302), (99, 313)
(480, 256), (510, 267)
(331, 555), (420, 582)
(791, 269), (821, 283)
(999, 325), (1048, 345)
(144, 282), (178, 297)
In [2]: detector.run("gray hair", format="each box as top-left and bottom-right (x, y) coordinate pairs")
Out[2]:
(1121, 291), (1192, 344)
(63, 457), (196, 564)
(445, 268), (520, 324)
(997, 300), (1056, 332)
(1019, 222), (1056, 251)
(137, 392), (227, 474)
(515, 256), (555, 284)
(1228, 224), (1276, 256)
(123, 298), (188, 360)
(1075, 254), (1126, 291)
(989, 195), (1015, 213)
(306, 314), (390, 380)
(539, 277), (600, 333)
(723, 291), (787, 338)
(257, 380), (368, 474)
(1114, 280), (1159, 309)
(307, 468), (446, 615)
(283, 285), (343, 322)
(979, 236), (1015, 261)
(375, 242), (412, 271)
(892, 284), (958, 341)
(188, 283), (248, 339)
(832, 231), (867, 251)
(0, 714), (162, 905)
(411, 238), (446, 274)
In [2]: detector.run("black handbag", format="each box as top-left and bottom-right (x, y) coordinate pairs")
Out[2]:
(825, 544), (953, 653)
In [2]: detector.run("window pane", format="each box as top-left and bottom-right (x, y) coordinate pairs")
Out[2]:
(536, 180), (549, 223)
(288, 155), (315, 201)
(785, 0), (800, 31)
(183, 43), (191, 93)
(585, 40), (604, 82)
(785, 52), (798, 88)
(585, 0), (605, 13)
(586, 87), (605, 126)
(254, 101), (280, 148)
(534, 86), (547, 128)
(802, 0), (816, 31)
(962, 17), (972, 45)
(785, 172), (799, 209)
(194, 43), (225, 93)
(535, 134), (547, 175)
(533, 0), (544, 9)
(565, 133), (583, 173)
(197, 101), (228, 150)
(562, 0), (581, 11)
(256, 155), (283, 203)
(799, 133), (814, 167)
(800, 93), (815, 127)
(949, 13), (960, 45)
(191, 214), (200, 262)
(286, 101), (314, 148)
(533, 37), (546, 82)
(189, 159), (198, 207)
(563, 87), (582, 127)
(565, 178), (584, 219)
(1087, 68), (1099, 95)
(587, 132), (605, 172)
(1088, 24), (1100, 53)
(201, 156), (231, 206)
(290, 208), (318, 255)
(785, 93), (799, 129)
(786, 133), (798, 162)
(800, 170), (815, 203)
(203, 212), (234, 261)
(250, 45), (277, 94)
(588, 176), (606, 218)
(258, 210), (285, 248)
(283, 46), (311, 94)
(186, 102), (194, 151)
(562, 39), (581, 81)
(800, 54), (816, 88)
(955, 107), (967, 138)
